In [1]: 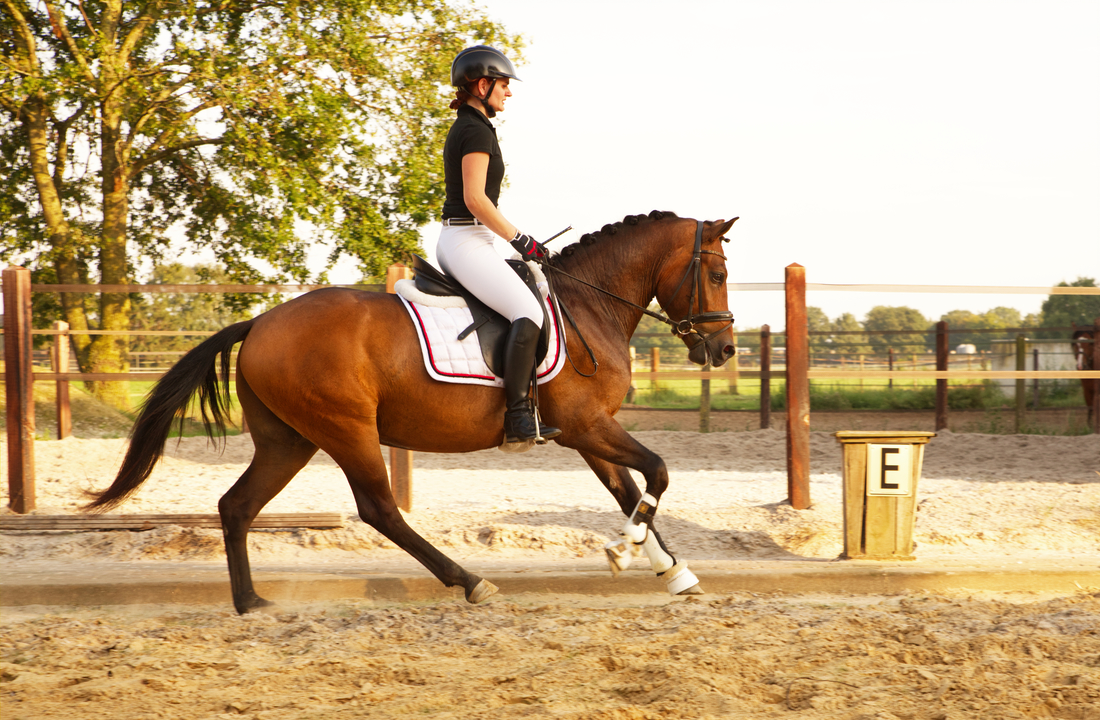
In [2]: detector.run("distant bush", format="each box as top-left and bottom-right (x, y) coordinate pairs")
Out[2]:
(770, 381), (1004, 411)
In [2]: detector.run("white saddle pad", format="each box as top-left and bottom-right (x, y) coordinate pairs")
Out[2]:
(395, 278), (566, 388)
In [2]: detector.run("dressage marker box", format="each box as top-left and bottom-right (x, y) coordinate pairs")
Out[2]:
(834, 431), (936, 560)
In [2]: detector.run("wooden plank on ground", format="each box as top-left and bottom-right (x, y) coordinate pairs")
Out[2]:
(0, 513), (344, 531)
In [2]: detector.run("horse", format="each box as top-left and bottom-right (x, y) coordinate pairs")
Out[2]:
(1072, 328), (1097, 424)
(85, 210), (739, 614)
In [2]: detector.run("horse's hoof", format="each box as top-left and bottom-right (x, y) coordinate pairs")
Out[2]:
(466, 578), (498, 604)
(236, 596), (276, 615)
(664, 562), (702, 596)
(498, 440), (534, 454)
(604, 538), (633, 577)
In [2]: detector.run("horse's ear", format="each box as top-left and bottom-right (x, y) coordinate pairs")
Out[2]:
(708, 216), (739, 242)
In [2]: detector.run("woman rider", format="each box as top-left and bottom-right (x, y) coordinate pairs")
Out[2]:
(438, 45), (561, 444)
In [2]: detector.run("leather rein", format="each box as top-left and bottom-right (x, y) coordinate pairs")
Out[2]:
(540, 220), (735, 376)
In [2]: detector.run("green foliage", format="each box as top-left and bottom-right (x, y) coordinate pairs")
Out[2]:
(806, 305), (829, 351)
(2, 0), (523, 284)
(128, 264), (257, 353)
(863, 305), (931, 354)
(630, 305), (686, 351)
(824, 311), (872, 355)
(771, 381), (1004, 411)
(940, 306), (1027, 351)
(1039, 277), (1100, 338)
(2, 0), (521, 406)
(731, 326), (762, 351)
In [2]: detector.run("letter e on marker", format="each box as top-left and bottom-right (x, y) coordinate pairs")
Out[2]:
(866, 444), (912, 496)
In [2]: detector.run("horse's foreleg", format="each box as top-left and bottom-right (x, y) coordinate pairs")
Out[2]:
(329, 438), (496, 604)
(577, 448), (702, 596)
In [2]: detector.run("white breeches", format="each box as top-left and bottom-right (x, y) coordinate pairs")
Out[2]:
(436, 225), (543, 327)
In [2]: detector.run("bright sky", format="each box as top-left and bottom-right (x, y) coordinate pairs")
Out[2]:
(410, 0), (1099, 329)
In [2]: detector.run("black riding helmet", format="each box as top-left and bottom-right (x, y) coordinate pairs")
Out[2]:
(451, 45), (519, 118)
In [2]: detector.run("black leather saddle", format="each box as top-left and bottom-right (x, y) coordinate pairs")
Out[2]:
(410, 255), (551, 378)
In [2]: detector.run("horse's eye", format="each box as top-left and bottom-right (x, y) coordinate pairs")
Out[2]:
(711, 272), (725, 284)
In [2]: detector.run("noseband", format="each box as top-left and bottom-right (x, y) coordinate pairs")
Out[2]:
(541, 220), (735, 373)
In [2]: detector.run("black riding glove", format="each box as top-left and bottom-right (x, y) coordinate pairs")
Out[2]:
(510, 231), (548, 261)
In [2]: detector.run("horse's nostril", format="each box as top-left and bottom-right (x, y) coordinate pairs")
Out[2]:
(724, 345), (735, 358)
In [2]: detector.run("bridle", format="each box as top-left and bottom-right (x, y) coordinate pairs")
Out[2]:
(541, 220), (735, 374)
(665, 220), (736, 342)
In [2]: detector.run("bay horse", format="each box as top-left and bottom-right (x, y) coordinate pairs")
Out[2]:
(85, 210), (739, 614)
(1072, 328), (1097, 424)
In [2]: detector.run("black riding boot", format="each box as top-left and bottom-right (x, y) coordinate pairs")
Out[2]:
(503, 318), (561, 443)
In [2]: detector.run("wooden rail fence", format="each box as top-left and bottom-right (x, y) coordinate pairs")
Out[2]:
(4, 265), (1100, 516)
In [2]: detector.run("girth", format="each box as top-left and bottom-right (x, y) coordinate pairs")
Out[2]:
(410, 255), (551, 378)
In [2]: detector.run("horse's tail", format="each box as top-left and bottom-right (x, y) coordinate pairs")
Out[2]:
(83, 320), (255, 512)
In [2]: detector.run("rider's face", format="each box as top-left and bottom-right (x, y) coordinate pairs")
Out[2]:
(483, 77), (511, 114)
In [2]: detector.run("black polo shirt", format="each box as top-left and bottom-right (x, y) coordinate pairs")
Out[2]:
(441, 104), (505, 220)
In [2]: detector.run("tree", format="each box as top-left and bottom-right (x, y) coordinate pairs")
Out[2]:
(129, 263), (256, 355)
(863, 306), (930, 355)
(806, 305), (830, 352)
(630, 305), (684, 353)
(1, 1), (521, 407)
(831, 312), (871, 356)
(1040, 277), (1100, 339)
(940, 309), (984, 350)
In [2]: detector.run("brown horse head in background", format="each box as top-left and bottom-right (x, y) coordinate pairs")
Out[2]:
(1072, 327), (1097, 423)
(85, 210), (738, 613)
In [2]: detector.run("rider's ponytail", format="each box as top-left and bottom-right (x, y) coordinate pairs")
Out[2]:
(449, 84), (474, 110)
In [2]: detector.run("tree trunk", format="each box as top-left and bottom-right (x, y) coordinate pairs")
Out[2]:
(88, 64), (133, 411)
(21, 92), (94, 367)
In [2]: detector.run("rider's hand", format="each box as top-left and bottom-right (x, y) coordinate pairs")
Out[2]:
(510, 231), (548, 261)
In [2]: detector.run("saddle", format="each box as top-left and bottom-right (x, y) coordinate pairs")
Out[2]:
(411, 255), (551, 378)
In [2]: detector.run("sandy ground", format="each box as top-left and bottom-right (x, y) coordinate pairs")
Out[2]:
(2, 430), (1099, 719)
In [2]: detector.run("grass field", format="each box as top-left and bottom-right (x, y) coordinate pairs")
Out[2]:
(629, 376), (1087, 413)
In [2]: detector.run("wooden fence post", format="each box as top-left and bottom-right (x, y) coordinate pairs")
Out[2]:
(785, 264), (810, 510)
(53, 321), (71, 439)
(3, 266), (36, 513)
(728, 332), (740, 395)
(700, 362), (711, 433)
(888, 347), (895, 390)
(625, 347), (636, 404)
(935, 321), (948, 431)
(1032, 347), (1040, 410)
(650, 347), (660, 390)
(1015, 334), (1026, 434)
(760, 325), (771, 430)
(386, 263), (414, 511)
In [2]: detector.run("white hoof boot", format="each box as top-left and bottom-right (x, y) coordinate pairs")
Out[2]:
(664, 562), (703, 596)
(604, 538), (633, 576)
(467, 579), (499, 604)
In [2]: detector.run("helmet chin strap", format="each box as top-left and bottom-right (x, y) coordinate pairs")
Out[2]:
(477, 78), (498, 118)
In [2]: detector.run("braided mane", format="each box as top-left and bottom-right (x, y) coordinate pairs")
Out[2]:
(549, 210), (679, 268)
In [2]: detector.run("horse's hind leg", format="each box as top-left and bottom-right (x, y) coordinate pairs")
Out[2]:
(575, 442), (702, 596)
(325, 429), (497, 604)
(220, 377), (319, 614)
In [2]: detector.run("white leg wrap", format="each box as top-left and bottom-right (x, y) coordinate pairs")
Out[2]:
(664, 562), (703, 596)
(603, 538), (633, 576)
(641, 529), (675, 573)
(620, 493), (658, 544)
